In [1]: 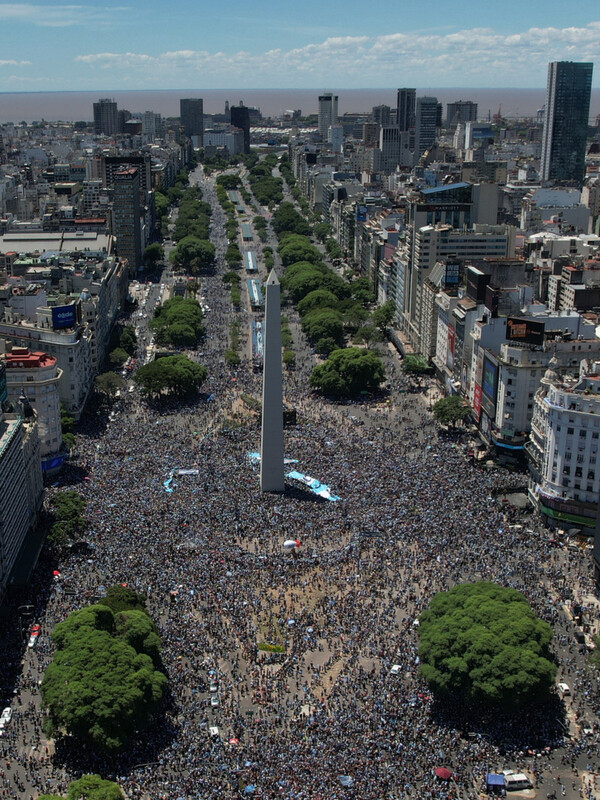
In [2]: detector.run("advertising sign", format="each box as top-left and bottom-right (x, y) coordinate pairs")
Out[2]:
(444, 262), (460, 287)
(506, 317), (545, 346)
(472, 383), (482, 422)
(446, 327), (455, 371)
(52, 304), (76, 329)
(481, 354), (498, 420)
(356, 205), (368, 222)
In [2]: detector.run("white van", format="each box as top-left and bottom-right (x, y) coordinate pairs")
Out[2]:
(558, 682), (571, 697)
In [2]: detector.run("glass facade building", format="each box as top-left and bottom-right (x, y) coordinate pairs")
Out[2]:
(541, 61), (593, 184)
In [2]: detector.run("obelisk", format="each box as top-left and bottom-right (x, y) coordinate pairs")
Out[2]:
(260, 269), (285, 492)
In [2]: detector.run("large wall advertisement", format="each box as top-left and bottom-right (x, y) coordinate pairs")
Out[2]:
(506, 317), (545, 346)
(52, 304), (76, 330)
(481, 354), (499, 420)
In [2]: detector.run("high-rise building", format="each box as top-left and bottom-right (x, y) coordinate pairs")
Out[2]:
(93, 98), (118, 137)
(540, 61), (593, 184)
(446, 100), (478, 128)
(230, 104), (251, 154)
(318, 93), (338, 140)
(0, 364), (43, 601)
(414, 96), (439, 158)
(396, 88), (416, 133)
(371, 105), (392, 126)
(113, 168), (142, 273)
(180, 98), (204, 144)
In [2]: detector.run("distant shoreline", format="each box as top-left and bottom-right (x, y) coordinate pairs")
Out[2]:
(1, 87), (599, 123)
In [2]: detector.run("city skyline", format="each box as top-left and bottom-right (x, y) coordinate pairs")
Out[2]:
(0, 1), (599, 92)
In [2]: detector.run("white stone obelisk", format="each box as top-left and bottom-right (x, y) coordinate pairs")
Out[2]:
(260, 270), (285, 492)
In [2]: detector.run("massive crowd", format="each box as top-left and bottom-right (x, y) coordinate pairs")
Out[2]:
(0, 170), (599, 800)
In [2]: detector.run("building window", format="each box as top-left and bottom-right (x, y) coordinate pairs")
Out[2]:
(588, 470), (595, 480)
(580, 429), (587, 437)
(567, 427), (574, 435)
(563, 466), (570, 475)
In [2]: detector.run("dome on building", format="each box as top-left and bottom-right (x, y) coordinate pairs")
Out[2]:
(540, 356), (561, 389)
(80, 288), (91, 301)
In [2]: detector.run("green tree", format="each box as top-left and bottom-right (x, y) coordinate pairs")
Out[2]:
(42, 604), (166, 751)
(418, 581), (556, 711)
(151, 297), (204, 345)
(309, 348), (385, 397)
(144, 243), (164, 267)
(433, 395), (471, 428)
(60, 408), (75, 435)
(102, 584), (147, 614)
(48, 491), (87, 549)
(313, 222), (331, 243)
(133, 355), (207, 399)
(37, 773), (123, 800)
(297, 289), (340, 317)
(371, 300), (396, 333)
(271, 202), (311, 237)
(401, 354), (430, 380)
(216, 173), (240, 189)
(95, 372), (126, 399)
(351, 277), (376, 307)
(225, 243), (243, 268)
(108, 348), (129, 369)
(279, 239), (322, 268)
(170, 236), (215, 274)
(301, 308), (345, 349)
(119, 325), (137, 356)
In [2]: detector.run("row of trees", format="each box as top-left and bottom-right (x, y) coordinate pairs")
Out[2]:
(41, 586), (166, 751)
(48, 490), (87, 549)
(169, 184), (215, 274)
(247, 154), (283, 207)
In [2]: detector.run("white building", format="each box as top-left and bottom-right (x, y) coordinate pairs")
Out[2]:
(527, 360), (600, 530)
(3, 346), (63, 468)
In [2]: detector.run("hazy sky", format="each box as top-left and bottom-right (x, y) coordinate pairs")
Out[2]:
(0, 0), (599, 92)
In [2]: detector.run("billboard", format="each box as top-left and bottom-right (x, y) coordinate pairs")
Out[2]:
(52, 304), (76, 329)
(444, 262), (460, 287)
(506, 317), (545, 346)
(472, 383), (482, 421)
(446, 327), (455, 371)
(481, 354), (498, 420)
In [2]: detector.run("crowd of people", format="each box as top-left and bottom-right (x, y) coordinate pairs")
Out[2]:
(0, 168), (599, 800)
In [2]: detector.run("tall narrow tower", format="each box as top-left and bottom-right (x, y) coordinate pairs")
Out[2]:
(260, 270), (284, 492)
(540, 61), (593, 184)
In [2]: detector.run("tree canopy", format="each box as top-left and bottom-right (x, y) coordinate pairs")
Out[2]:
(133, 355), (207, 399)
(418, 581), (556, 711)
(170, 236), (215, 274)
(41, 601), (166, 751)
(95, 372), (126, 399)
(433, 395), (471, 428)
(150, 297), (204, 346)
(401, 353), (430, 378)
(144, 243), (164, 267)
(371, 300), (395, 332)
(48, 491), (87, 549)
(309, 347), (385, 397)
(271, 202), (311, 237)
(38, 774), (123, 800)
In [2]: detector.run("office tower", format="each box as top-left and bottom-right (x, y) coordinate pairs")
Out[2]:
(318, 93), (338, 140)
(93, 98), (118, 137)
(371, 105), (392, 126)
(103, 153), (152, 193)
(396, 88), (416, 132)
(180, 98), (204, 143)
(414, 96), (439, 157)
(113, 168), (142, 272)
(541, 61), (593, 184)
(230, 104), (251, 154)
(260, 270), (284, 493)
(446, 100), (478, 128)
(0, 364), (43, 601)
